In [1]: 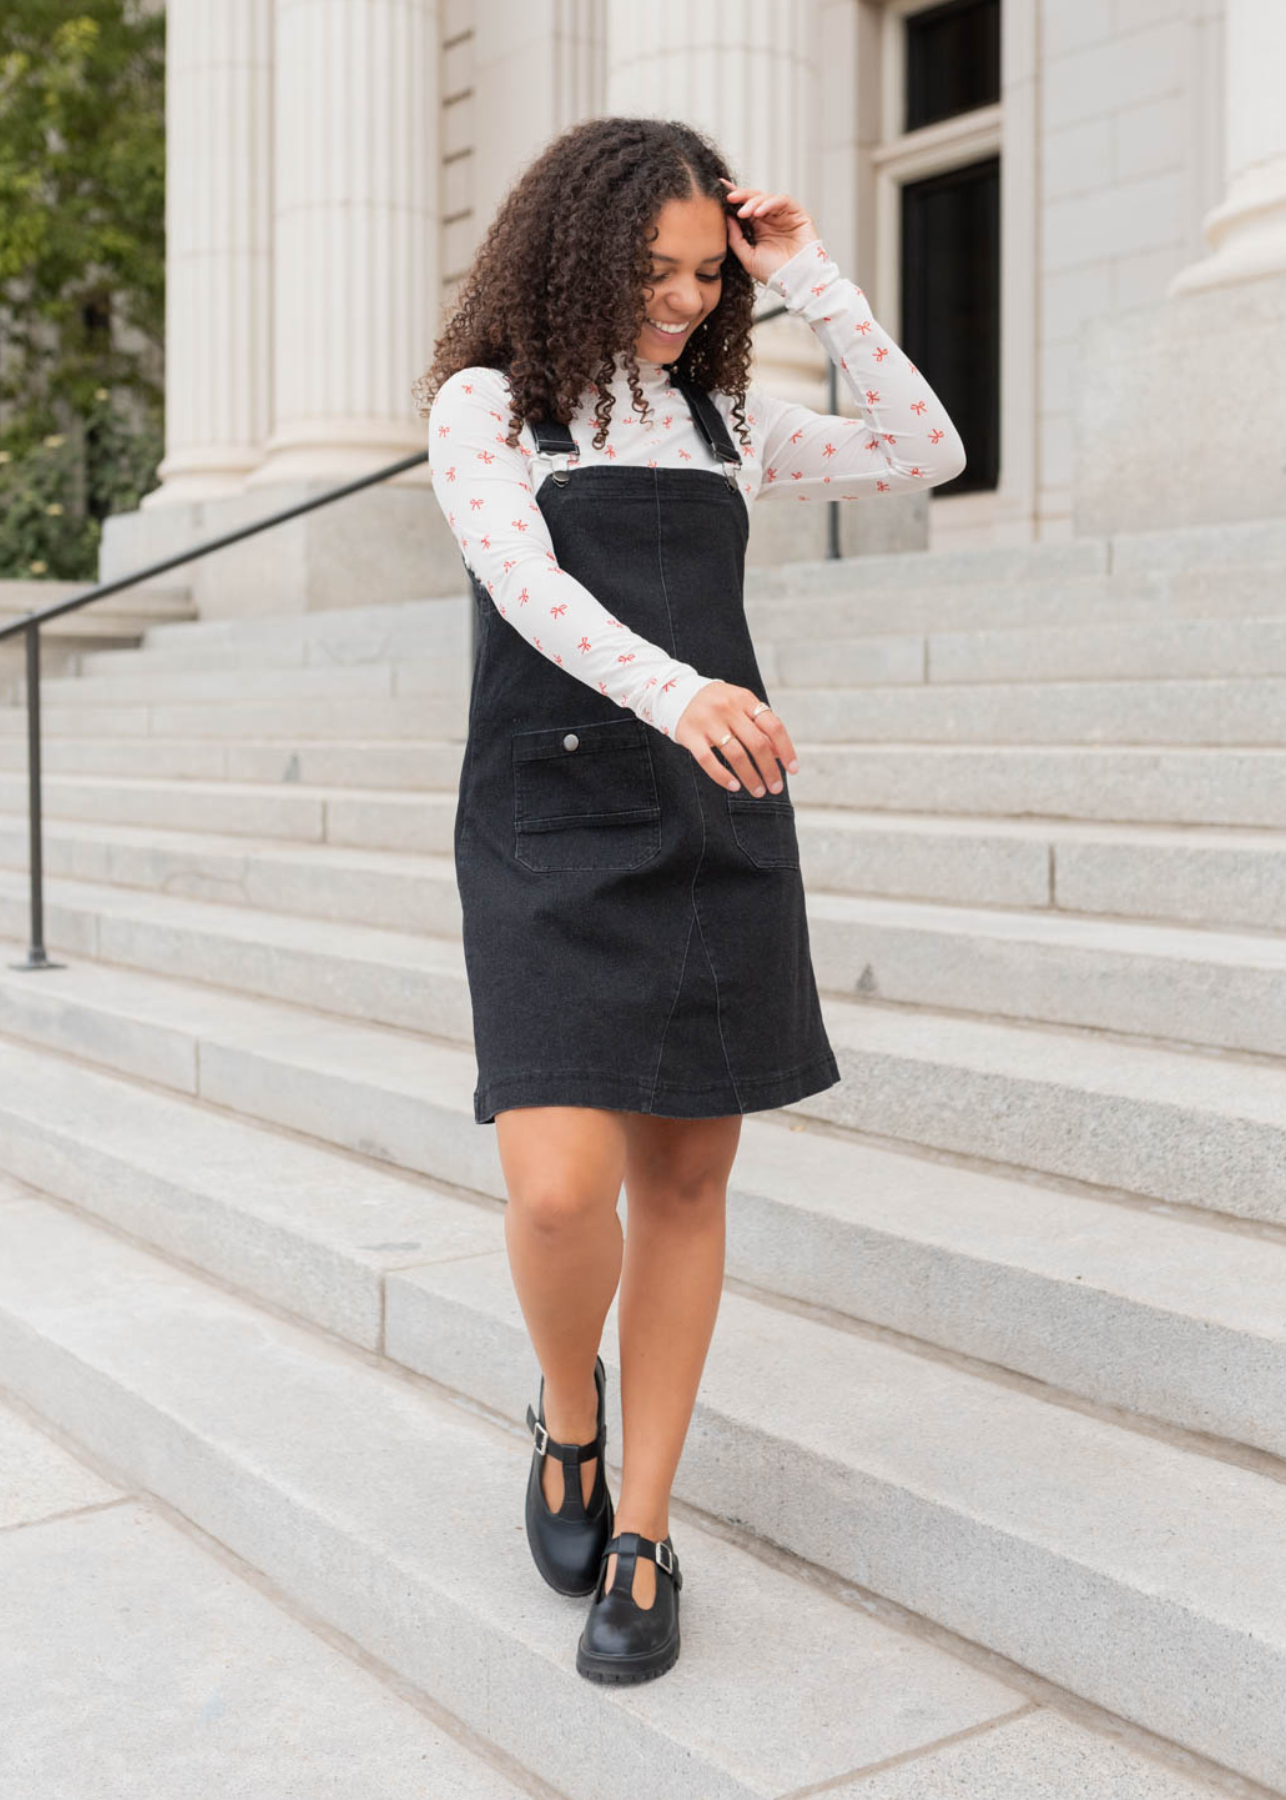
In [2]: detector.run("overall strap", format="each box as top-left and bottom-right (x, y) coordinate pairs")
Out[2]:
(668, 368), (743, 488)
(528, 372), (742, 490)
(529, 412), (577, 486)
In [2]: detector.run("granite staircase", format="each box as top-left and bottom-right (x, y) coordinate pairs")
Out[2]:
(1, 516), (1284, 1798)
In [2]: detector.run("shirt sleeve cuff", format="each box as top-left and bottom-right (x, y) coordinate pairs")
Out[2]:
(764, 237), (832, 308)
(648, 669), (719, 739)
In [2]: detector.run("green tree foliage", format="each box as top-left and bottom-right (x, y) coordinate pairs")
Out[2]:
(0, 1), (165, 580)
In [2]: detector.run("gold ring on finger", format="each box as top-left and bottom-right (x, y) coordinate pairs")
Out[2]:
(717, 730), (733, 747)
(750, 701), (771, 719)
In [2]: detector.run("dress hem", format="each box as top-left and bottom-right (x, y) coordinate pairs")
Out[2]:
(473, 1049), (842, 1126)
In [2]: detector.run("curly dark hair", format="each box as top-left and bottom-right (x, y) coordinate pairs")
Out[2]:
(411, 116), (756, 454)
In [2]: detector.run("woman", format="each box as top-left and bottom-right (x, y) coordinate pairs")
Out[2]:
(416, 116), (965, 1686)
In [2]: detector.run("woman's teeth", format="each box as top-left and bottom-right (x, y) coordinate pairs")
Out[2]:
(647, 318), (689, 335)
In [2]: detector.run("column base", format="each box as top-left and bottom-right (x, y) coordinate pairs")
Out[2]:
(1072, 271), (1286, 537)
(99, 477), (464, 623)
(1169, 161), (1286, 296)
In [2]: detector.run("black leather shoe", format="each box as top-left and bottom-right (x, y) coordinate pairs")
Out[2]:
(524, 1353), (614, 1596)
(576, 1530), (682, 1683)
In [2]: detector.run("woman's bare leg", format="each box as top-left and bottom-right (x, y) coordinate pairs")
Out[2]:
(496, 1105), (628, 1513)
(604, 1112), (743, 1609)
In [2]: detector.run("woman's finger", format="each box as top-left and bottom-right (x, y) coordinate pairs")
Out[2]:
(748, 705), (798, 774)
(715, 698), (798, 794)
(693, 739), (743, 792)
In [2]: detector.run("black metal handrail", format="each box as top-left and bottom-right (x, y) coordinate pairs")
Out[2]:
(1, 448), (428, 972)
(3, 303), (837, 975)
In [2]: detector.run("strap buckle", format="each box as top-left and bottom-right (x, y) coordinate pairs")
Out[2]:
(531, 1419), (549, 1456)
(654, 1539), (673, 1575)
(533, 449), (574, 487)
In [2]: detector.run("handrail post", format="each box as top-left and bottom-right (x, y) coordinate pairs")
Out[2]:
(826, 360), (840, 559)
(11, 622), (64, 971)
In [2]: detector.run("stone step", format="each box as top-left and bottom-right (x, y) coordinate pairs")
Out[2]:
(17, 657), (466, 708)
(0, 691), (468, 741)
(5, 674), (1284, 746)
(76, 591), (470, 676)
(0, 1188), (1279, 1791)
(1106, 516), (1286, 572)
(0, 869), (471, 1038)
(9, 733), (1286, 835)
(0, 770), (445, 847)
(0, 734), (465, 790)
(71, 563), (1286, 688)
(76, 607), (1286, 696)
(781, 517), (1286, 589)
(0, 1034), (1278, 1463)
(808, 1002), (1286, 1228)
(0, 934), (1280, 1233)
(5, 863), (1286, 1061)
(389, 1252), (1286, 1792)
(6, 728), (1286, 840)
(3, 804), (1284, 931)
(0, 1391), (538, 1799)
(806, 889), (1286, 1053)
(795, 743), (1286, 829)
(744, 563), (1286, 640)
(0, 1191), (1048, 1800)
(768, 678), (1286, 745)
(0, 812), (462, 931)
(775, 612), (1286, 689)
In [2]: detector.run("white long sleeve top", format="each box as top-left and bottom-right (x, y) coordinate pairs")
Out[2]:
(426, 235), (966, 740)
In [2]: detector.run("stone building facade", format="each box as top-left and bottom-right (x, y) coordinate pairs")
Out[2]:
(117, 0), (1283, 613)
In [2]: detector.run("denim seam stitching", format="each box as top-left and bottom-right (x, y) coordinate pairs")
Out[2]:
(652, 472), (744, 1112)
(646, 905), (697, 1111)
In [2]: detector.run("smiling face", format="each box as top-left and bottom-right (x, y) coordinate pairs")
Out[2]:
(633, 191), (730, 365)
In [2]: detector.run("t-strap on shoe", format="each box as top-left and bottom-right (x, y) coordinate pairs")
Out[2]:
(524, 1352), (614, 1596)
(576, 1531), (682, 1683)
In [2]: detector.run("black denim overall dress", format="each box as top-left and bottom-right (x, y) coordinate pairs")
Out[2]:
(453, 366), (841, 1126)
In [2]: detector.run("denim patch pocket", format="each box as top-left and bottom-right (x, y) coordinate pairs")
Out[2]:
(512, 716), (662, 872)
(725, 788), (800, 870)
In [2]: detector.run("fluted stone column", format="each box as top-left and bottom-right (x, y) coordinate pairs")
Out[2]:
(1171, 0), (1286, 294)
(246, 0), (439, 485)
(604, 3), (817, 254)
(603, 0), (921, 556)
(144, 0), (273, 506)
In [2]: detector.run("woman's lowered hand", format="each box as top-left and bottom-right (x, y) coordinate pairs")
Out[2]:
(673, 680), (799, 795)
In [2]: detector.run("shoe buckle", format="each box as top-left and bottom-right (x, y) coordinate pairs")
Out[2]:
(532, 1420), (549, 1456)
(655, 1540), (673, 1576)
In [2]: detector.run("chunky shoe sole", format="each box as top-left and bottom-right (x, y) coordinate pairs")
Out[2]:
(576, 1531), (683, 1683)
(575, 1622), (680, 1684)
(524, 1353), (614, 1597)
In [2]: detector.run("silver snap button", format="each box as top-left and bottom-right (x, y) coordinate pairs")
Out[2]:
(562, 733), (579, 752)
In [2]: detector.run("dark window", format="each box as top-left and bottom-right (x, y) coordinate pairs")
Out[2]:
(900, 155), (1000, 495)
(905, 0), (1001, 132)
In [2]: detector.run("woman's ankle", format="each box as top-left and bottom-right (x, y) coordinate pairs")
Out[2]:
(541, 1369), (600, 1443)
(611, 1506), (670, 1543)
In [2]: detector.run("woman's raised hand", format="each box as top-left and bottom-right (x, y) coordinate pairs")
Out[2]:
(716, 177), (821, 286)
(673, 681), (800, 796)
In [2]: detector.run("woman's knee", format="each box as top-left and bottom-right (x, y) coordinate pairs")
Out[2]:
(496, 1105), (627, 1232)
(506, 1179), (614, 1236)
(623, 1115), (741, 1212)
